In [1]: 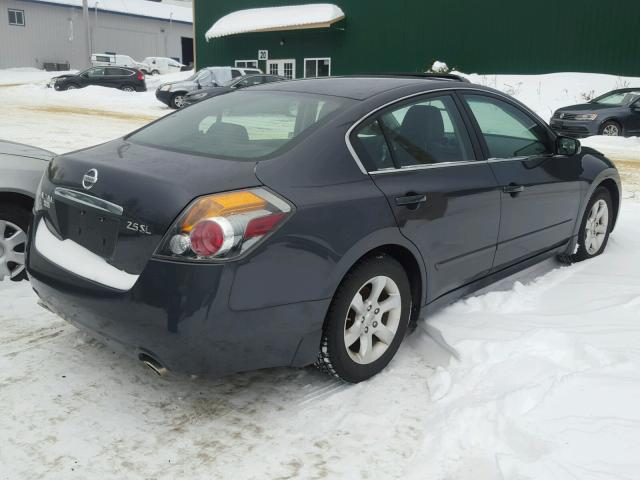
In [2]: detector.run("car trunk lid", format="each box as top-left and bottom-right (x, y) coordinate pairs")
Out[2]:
(38, 139), (260, 277)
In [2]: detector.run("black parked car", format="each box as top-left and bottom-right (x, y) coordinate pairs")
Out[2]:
(183, 74), (287, 106)
(551, 88), (640, 137)
(28, 75), (621, 383)
(50, 66), (147, 92)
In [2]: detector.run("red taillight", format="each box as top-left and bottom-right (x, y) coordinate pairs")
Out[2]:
(190, 220), (224, 256)
(155, 188), (293, 262)
(244, 213), (286, 240)
(137, 71), (144, 81)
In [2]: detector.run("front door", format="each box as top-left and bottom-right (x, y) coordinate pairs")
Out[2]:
(459, 92), (583, 270)
(350, 93), (501, 301)
(267, 59), (296, 79)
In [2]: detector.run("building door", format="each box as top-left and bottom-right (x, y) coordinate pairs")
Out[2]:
(181, 37), (194, 66)
(267, 59), (296, 79)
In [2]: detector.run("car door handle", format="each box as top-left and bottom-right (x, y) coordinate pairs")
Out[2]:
(395, 193), (427, 207)
(503, 185), (525, 194)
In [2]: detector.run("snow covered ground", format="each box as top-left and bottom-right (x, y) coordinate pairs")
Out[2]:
(1, 68), (640, 479)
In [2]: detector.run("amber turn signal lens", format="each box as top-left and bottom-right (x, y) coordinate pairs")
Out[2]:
(180, 191), (267, 233)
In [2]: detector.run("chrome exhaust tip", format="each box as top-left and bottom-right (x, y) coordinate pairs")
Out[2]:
(139, 353), (168, 377)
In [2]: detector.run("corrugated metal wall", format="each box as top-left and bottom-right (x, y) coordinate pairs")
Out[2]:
(194, 0), (640, 76)
(0, 0), (193, 69)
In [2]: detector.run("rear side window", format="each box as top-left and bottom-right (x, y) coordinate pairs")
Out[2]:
(352, 94), (475, 170)
(94, 55), (111, 63)
(463, 94), (552, 158)
(128, 91), (353, 160)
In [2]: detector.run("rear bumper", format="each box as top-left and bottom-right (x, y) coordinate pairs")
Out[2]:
(550, 119), (600, 138)
(27, 236), (328, 377)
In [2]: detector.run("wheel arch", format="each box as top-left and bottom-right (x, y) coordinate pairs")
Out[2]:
(0, 191), (34, 211)
(598, 177), (621, 231)
(332, 239), (426, 325)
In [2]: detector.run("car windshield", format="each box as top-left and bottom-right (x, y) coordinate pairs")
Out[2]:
(591, 90), (640, 106)
(128, 91), (353, 160)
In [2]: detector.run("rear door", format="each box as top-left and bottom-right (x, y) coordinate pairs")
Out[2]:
(352, 93), (501, 300)
(459, 92), (582, 270)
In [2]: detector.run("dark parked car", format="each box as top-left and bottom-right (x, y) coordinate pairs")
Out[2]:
(0, 140), (53, 282)
(156, 67), (262, 109)
(28, 75), (621, 383)
(551, 88), (640, 137)
(183, 74), (286, 106)
(49, 67), (147, 92)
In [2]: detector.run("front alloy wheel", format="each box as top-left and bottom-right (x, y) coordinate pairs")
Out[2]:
(569, 186), (613, 262)
(171, 93), (186, 109)
(601, 121), (621, 136)
(316, 254), (411, 383)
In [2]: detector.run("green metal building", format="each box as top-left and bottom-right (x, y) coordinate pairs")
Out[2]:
(194, 0), (640, 78)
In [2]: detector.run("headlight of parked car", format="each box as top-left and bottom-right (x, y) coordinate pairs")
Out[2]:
(575, 113), (598, 121)
(159, 85), (172, 92)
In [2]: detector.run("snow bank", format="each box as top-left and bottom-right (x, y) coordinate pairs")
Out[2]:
(582, 135), (640, 161)
(0, 67), (76, 86)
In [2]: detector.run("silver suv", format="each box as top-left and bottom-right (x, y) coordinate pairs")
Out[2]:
(155, 66), (262, 109)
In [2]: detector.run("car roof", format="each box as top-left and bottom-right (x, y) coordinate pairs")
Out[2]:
(250, 75), (482, 100)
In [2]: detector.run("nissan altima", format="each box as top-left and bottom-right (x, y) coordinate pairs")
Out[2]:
(27, 75), (621, 383)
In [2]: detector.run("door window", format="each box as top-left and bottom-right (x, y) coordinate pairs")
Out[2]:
(86, 68), (105, 77)
(304, 58), (331, 78)
(379, 95), (475, 167)
(234, 76), (264, 89)
(351, 120), (395, 171)
(463, 94), (552, 158)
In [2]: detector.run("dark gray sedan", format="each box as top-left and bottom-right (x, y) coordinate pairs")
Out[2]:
(183, 74), (286, 106)
(551, 88), (640, 137)
(27, 75), (620, 383)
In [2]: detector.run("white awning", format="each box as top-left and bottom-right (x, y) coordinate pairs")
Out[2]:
(205, 3), (345, 40)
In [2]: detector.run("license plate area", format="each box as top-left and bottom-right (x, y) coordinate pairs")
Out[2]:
(55, 201), (120, 259)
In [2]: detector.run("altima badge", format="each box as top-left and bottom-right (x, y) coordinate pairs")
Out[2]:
(82, 169), (99, 190)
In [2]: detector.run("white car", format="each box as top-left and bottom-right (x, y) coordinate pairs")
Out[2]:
(91, 53), (150, 74)
(142, 57), (185, 75)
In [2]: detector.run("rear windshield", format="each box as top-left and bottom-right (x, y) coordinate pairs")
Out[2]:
(128, 91), (353, 160)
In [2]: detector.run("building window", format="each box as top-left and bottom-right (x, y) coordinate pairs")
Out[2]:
(8, 8), (25, 26)
(304, 58), (331, 78)
(235, 60), (259, 69)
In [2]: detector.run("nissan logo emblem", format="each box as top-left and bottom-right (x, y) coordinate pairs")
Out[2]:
(82, 169), (99, 190)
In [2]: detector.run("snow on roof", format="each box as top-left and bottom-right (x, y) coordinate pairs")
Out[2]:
(205, 3), (345, 40)
(29, 0), (192, 24)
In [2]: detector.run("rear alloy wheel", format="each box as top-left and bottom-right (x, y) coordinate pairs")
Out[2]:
(0, 204), (30, 282)
(316, 254), (411, 383)
(601, 121), (622, 136)
(569, 187), (613, 262)
(121, 85), (136, 92)
(170, 93), (186, 109)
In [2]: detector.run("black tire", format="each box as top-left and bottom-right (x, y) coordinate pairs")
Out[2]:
(315, 254), (412, 383)
(120, 85), (136, 92)
(169, 92), (186, 109)
(64, 83), (80, 91)
(151, 70), (160, 76)
(569, 186), (613, 263)
(600, 120), (622, 136)
(0, 202), (31, 282)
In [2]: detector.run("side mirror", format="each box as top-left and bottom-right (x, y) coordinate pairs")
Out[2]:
(556, 136), (581, 156)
